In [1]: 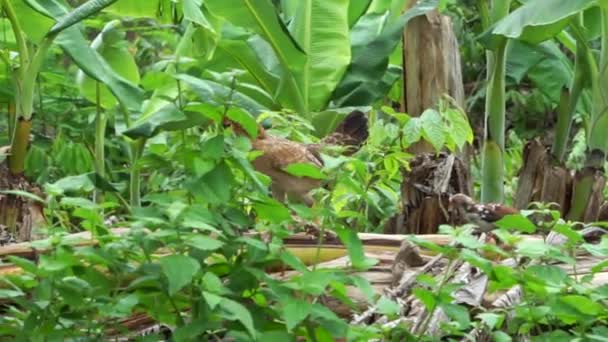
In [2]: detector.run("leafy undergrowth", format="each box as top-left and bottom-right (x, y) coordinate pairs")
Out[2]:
(2, 108), (607, 341)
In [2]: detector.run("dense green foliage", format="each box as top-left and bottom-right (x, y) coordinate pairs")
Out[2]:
(1, 0), (608, 340)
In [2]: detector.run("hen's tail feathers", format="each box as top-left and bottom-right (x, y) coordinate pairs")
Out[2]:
(319, 110), (369, 154)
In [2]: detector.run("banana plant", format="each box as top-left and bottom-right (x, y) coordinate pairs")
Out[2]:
(1, 0), (142, 177)
(476, 0), (512, 204)
(481, 0), (603, 218)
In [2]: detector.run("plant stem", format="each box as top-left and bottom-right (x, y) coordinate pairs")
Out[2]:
(94, 81), (106, 204)
(481, 38), (508, 203)
(479, 0), (512, 203)
(8, 117), (32, 174)
(129, 138), (145, 207)
(7, 34), (56, 175)
(552, 22), (587, 162)
(551, 88), (572, 161)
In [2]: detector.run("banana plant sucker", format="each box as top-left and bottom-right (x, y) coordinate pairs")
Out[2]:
(479, 0), (512, 204)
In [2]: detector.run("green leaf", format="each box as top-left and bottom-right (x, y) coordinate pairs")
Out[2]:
(226, 107), (259, 139)
(0, 190), (45, 203)
(402, 117), (422, 145)
(332, 0), (438, 106)
(45, 174), (95, 195)
(253, 199), (291, 223)
(190, 161), (234, 205)
(203, 291), (223, 309)
(123, 104), (206, 139)
(57, 25), (143, 112)
(487, 0), (597, 45)
(420, 109), (445, 151)
(516, 240), (551, 258)
(441, 303), (471, 328)
(160, 255), (201, 296)
(283, 299), (313, 331)
(560, 295), (604, 315)
(290, 0), (351, 112)
(186, 235), (224, 251)
(376, 296), (400, 316)
(283, 163), (326, 180)
(28, 0), (144, 112)
(335, 227), (377, 270)
(493, 331), (513, 342)
(413, 288), (436, 310)
(49, 0), (119, 35)
(218, 298), (257, 337)
(76, 20), (141, 109)
(205, 0), (306, 114)
(178, 74), (268, 115)
(444, 107), (473, 149)
(495, 214), (537, 233)
(0, 289), (25, 299)
(477, 312), (505, 329)
(105, 1), (175, 23)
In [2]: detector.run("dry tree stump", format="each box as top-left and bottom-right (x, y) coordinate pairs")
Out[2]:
(385, 152), (471, 234)
(514, 139), (607, 222)
(0, 163), (46, 244)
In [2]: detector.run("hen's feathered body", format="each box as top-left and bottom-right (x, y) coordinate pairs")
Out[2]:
(225, 111), (368, 206)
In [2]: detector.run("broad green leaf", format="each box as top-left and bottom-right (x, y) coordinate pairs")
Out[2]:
(488, 0), (597, 45)
(441, 304), (471, 328)
(218, 298), (257, 337)
(45, 174), (95, 195)
(413, 288), (436, 310)
(0, 289), (24, 299)
(253, 199), (291, 223)
(524, 265), (568, 291)
(477, 312), (505, 329)
(507, 40), (573, 103)
(205, 0), (306, 114)
(516, 240), (551, 258)
(49, 0), (119, 35)
(216, 34), (281, 102)
(402, 117), (422, 145)
(25, 0), (144, 112)
(190, 162), (234, 205)
(335, 227), (377, 269)
(420, 109), (445, 151)
(13, 1), (54, 43)
(444, 107), (473, 149)
(105, 0), (175, 23)
(495, 214), (537, 233)
(310, 304), (348, 337)
(290, 0), (351, 112)
(0, 190), (45, 203)
(376, 296), (400, 316)
(177, 74), (268, 115)
(160, 255), (201, 296)
(283, 163), (326, 180)
(123, 104), (207, 139)
(332, 0), (438, 106)
(182, 0), (209, 27)
(185, 235), (224, 251)
(76, 20), (140, 109)
(283, 299), (312, 331)
(560, 295), (604, 315)
(348, 0), (372, 27)
(226, 107), (259, 139)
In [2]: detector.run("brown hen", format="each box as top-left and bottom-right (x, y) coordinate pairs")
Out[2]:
(224, 110), (368, 206)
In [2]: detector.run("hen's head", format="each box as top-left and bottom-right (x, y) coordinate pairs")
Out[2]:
(448, 193), (475, 214)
